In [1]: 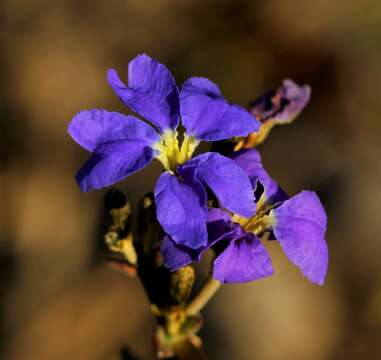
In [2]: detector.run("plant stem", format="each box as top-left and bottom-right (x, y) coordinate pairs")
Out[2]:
(186, 278), (221, 316)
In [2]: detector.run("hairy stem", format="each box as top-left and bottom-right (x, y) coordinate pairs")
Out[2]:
(186, 278), (221, 316)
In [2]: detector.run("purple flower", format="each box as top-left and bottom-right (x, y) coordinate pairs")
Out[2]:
(236, 79), (311, 148)
(250, 79), (311, 123)
(68, 54), (260, 249)
(162, 149), (328, 285)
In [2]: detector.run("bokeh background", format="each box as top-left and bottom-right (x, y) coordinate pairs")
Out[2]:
(1, 0), (380, 359)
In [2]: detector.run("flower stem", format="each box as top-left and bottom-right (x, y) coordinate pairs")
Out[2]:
(186, 278), (221, 316)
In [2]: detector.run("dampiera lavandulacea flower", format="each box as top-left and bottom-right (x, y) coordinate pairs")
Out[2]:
(236, 79), (311, 149)
(161, 149), (328, 285)
(68, 54), (261, 249)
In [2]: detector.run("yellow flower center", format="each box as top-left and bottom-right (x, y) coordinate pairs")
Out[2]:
(231, 193), (276, 235)
(153, 130), (199, 171)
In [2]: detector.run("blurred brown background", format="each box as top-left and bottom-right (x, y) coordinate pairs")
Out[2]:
(1, 0), (380, 359)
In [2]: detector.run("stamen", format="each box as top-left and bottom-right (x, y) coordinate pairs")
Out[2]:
(153, 130), (180, 171)
(232, 202), (277, 236)
(178, 134), (199, 165)
(154, 131), (199, 171)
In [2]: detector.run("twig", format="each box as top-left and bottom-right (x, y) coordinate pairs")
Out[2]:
(186, 278), (221, 316)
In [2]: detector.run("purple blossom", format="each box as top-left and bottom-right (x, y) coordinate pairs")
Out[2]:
(250, 79), (311, 123)
(162, 149), (328, 285)
(68, 54), (260, 249)
(236, 79), (311, 149)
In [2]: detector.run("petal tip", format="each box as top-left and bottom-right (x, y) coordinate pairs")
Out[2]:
(107, 68), (125, 89)
(75, 172), (91, 192)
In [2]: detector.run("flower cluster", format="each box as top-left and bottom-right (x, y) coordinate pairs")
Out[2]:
(68, 54), (328, 286)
